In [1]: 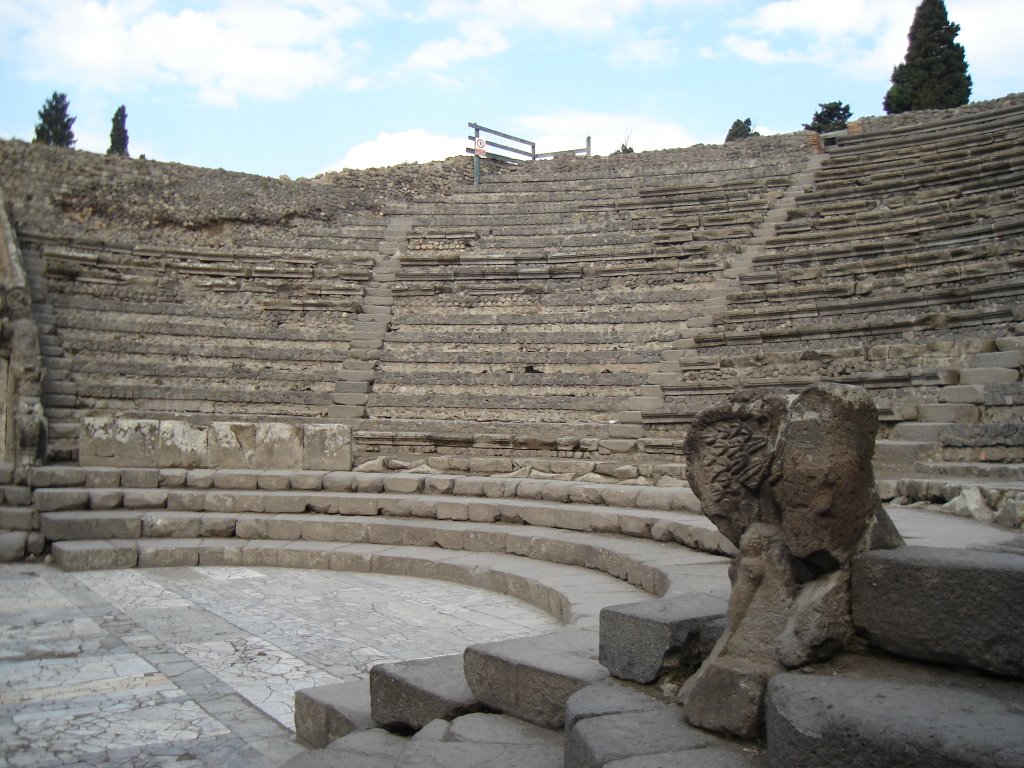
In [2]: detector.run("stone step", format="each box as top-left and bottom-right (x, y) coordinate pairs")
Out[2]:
(369, 653), (480, 732)
(294, 678), (373, 748)
(0, 505), (38, 531)
(912, 460), (1024, 481)
(767, 655), (1024, 768)
(891, 422), (955, 442)
(938, 384), (986, 404)
(598, 594), (727, 684)
(565, 680), (765, 768)
(873, 439), (935, 467)
(972, 349), (1024, 369)
(958, 367), (1019, 386)
(463, 627), (608, 728)
(915, 402), (980, 423)
(852, 545), (1024, 678)
(285, 714), (563, 768)
(40, 512), (732, 612)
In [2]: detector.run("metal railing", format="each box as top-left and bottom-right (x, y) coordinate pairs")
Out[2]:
(467, 123), (591, 184)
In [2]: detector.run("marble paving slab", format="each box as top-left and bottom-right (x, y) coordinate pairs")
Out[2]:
(0, 563), (561, 767)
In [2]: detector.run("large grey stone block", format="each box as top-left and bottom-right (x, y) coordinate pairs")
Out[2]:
(463, 628), (608, 729)
(369, 653), (480, 731)
(401, 741), (562, 768)
(34, 488), (90, 512)
(294, 678), (373, 748)
(158, 420), (209, 468)
(599, 596), (728, 683)
(303, 424), (353, 471)
(282, 728), (407, 768)
(52, 540), (137, 571)
(0, 531), (26, 562)
(852, 546), (1024, 677)
(565, 680), (665, 730)
(41, 511), (142, 540)
(766, 656), (1024, 768)
(566, 705), (719, 768)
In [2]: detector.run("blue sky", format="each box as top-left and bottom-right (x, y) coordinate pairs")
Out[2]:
(1, 1), (1020, 178)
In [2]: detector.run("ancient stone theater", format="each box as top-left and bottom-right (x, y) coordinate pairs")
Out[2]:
(0, 96), (1021, 767)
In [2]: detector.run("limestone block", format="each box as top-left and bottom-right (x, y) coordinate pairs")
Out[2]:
(34, 488), (90, 512)
(370, 654), (480, 731)
(28, 465), (86, 488)
(81, 418), (161, 467)
(198, 540), (245, 566)
(682, 656), (774, 740)
(295, 678), (373, 748)
(209, 422), (301, 470)
(303, 423), (353, 471)
(121, 488), (169, 509)
(0, 506), (37, 530)
(89, 489), (127, 513)
(0, 531), (26, 562)
(85, 468), (121, 488)
(143, 512), (202, 538)
(53, 540), (137, 571)
(158, 420), (209, 469)
(2, 485), (32, 506)
(599, 596), (727, 683)
(137, 539), (200, 567)
(121, 468), (160, 488)
(158, 469), (188, 488)
(213, 469), (261, 490)
(258, 471), (292, 490)
(290, 471), (327, 491)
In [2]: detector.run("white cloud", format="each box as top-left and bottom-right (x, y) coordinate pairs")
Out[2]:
(323, 111), (704, 171)
(404, 21), (508, 71)
(608, 34), (678, 68)
(421, 1), (700, 35)
(7, 0), (373, 106)
(510, 111), (701, 155)
(324, 128), (467, 170)
(723, 0), (918, 79)
(721, 0), (1023, 88)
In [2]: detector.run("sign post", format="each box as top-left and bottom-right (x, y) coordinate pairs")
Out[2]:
(473, 135), (485, 186)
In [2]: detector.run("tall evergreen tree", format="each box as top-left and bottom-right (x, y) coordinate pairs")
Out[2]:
(33, 92), (76, 148)
(107, 105), (129, 156)
(804, 102), (852, 133)
(884, 0), (971, 114)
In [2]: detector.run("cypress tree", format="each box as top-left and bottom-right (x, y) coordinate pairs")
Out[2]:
(884, 0), (971, 114)
(725, 118), (759, 143)
(804, 102), (852, 133)
(33, 92), (76, 148)
(107, 105), (129, 157)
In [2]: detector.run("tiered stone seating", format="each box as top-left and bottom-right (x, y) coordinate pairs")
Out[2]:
(646, 97), (1024, 454)
(0, 141), (391, 461)
(364, 138), (812, 451)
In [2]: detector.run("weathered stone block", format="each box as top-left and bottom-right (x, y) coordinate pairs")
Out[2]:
(600, 596), (728, 683)
(766, 656), (1024, 768)
(295, 678), (373, 748)
(370, 654), (480, 731)
(852, 546), (1024, 678)
(53, 540), (137, 571)
(209, 422), (302, 470)
(137, 540), (200, 567)
(0, 531), (26, 562)
(34, 488), (90, 512)
(158, 420), (209, 468)
(80, 417), (160, 466)
(303, 423), (353, 471)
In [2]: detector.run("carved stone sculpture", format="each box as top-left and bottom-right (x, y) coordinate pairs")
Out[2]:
(679, 384), (902, 739)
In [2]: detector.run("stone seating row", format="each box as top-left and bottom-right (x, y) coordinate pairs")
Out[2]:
(810, 138), (1024, 197)
(739, 237), (1020, 291)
